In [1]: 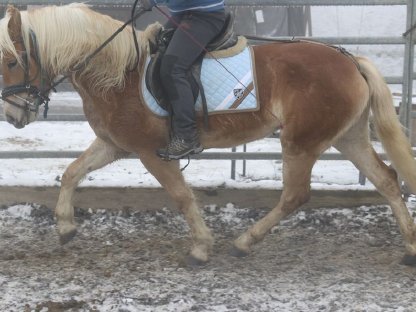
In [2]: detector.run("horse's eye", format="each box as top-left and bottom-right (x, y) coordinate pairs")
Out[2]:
(7, 60), (18, 69)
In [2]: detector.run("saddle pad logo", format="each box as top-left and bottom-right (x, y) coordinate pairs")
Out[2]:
(233, 88), (244, 100)
(142, 47), (258, 117)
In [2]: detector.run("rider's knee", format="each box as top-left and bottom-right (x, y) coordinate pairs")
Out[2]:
(160, 54), (186, 81)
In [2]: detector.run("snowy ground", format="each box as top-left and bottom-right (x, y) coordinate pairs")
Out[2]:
(1, 201), (416, 311)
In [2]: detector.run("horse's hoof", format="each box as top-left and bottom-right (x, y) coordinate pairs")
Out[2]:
(186, 254), (208, 267)
(401, 254), (416, 266)
(59, 228), (77, 245)
(229, 246), (249, 258)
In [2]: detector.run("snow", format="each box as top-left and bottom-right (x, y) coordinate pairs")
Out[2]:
(4, 204), (33, 219)
(1, 201), (416, 311)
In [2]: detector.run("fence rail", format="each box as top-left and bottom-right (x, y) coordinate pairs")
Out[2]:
(249, 36), (407, 45)
(0, 0), (408, 6)
(0, 150), (406, 161)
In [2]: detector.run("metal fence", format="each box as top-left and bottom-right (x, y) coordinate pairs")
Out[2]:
(0, 1), (311, 36)
(0, 0), (415, 183)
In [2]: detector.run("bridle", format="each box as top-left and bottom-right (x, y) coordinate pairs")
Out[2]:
(1, 4), (148, 122)
(1, 29), (54, 119)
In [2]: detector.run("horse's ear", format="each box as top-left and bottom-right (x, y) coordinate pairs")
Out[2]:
(6, 5), (22, 40)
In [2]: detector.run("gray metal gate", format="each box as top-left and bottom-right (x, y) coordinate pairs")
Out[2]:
(0, 0), (415, 183)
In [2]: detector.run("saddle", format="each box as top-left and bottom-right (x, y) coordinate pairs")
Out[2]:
(145, 12), (239, 126)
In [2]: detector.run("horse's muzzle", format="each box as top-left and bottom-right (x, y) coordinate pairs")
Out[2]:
(5, 114), (26, 129)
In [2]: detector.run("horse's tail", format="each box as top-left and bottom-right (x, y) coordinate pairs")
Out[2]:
(358, 57), (416, 193)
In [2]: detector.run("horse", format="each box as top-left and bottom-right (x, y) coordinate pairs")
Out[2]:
(1, 3), (416, 266)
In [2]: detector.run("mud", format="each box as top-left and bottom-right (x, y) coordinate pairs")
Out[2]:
(1, 202), (416, 311)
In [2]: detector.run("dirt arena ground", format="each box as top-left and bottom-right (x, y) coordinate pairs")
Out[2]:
(1, 201), (416, 311)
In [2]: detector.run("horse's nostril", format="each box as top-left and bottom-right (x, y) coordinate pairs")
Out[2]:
(5, 115), (24, 128)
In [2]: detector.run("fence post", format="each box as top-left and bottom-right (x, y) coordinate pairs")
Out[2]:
(231, 147), (237, 180)
(400, 0), (416, 140)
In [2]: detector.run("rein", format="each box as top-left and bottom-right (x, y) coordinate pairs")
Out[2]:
(403, 23), (416, 37)
(244, 35), (363, 73)
(45, 6), (147, 94)
(1, 6), (147, 119)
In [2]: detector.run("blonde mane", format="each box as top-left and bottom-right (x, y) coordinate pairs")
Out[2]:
(0, 3), (150, 92)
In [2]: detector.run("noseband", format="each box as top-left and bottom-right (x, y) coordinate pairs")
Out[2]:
(1, 30), (53, 118)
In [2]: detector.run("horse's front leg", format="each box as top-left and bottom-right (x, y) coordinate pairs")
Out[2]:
(56, 137), (128, 244)
(139, 150), (213, 265)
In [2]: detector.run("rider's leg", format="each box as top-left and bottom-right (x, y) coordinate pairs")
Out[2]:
(157, 11), (226, 160)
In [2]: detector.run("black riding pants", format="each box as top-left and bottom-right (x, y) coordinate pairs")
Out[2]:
(160, 10), (226, 140)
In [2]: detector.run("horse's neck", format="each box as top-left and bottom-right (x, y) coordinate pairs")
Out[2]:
(75, 69), (142, 115)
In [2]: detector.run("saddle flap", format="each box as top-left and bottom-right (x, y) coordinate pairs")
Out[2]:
(145, 52), (170, 111)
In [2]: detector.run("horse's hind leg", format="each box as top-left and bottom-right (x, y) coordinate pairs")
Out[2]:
(138, 150), (213, 265)
(232, 147), (319, 256)
(56, 137), (128, 244)
(334, 116), (416, 265)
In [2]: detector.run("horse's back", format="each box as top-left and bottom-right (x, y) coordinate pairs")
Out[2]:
(253, 41), (366, 92)
(252, 41), (369, 149)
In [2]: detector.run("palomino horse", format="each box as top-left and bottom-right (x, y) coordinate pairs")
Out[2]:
(1, 4), (416, 266)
